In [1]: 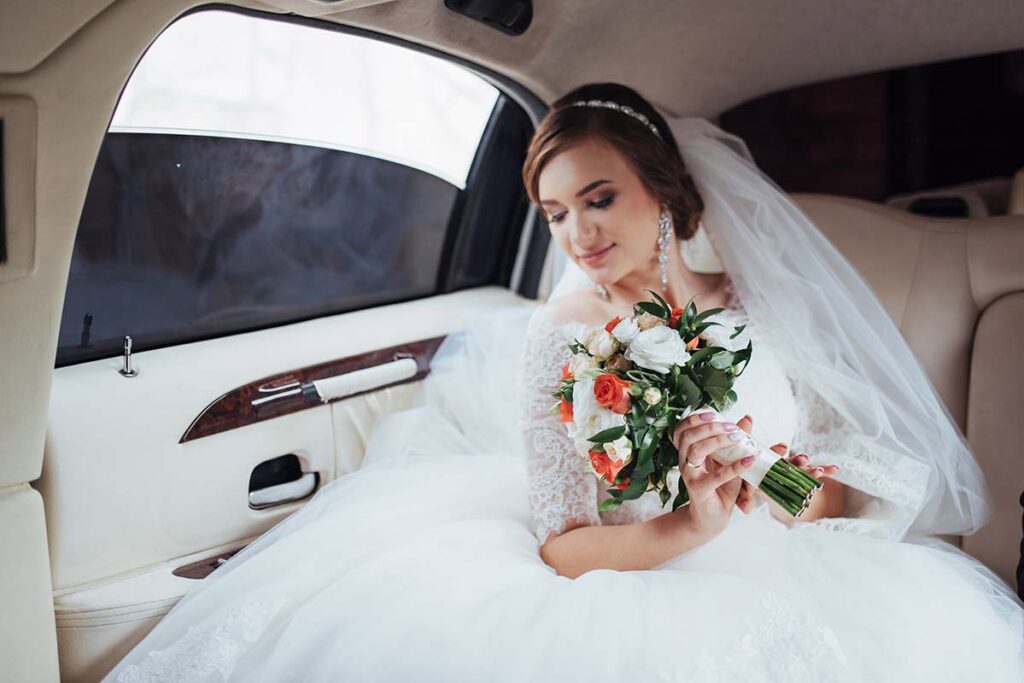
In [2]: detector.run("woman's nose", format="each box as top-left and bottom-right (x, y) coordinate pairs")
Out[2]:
(570, 216), (598, 242)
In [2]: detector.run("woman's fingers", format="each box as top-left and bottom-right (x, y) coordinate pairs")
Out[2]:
(675, 422), (738, 466)
(736, 414), (753, 434)
(708, 455), (755, 489)
(685, 432), (746, 467)
(807, 463), (840, 478)
(736, 480), (754, 514)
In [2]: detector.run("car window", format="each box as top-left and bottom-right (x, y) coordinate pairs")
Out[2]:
(57, 8), (533, 366)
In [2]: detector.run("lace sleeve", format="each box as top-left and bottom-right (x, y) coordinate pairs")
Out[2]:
(789, 377), (929, 538)
(517, 306), (601, 546)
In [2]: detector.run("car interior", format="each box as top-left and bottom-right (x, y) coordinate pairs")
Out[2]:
(1, 1), (1022, 681)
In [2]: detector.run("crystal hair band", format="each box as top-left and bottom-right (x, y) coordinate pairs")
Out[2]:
(566, 99), (663, 140)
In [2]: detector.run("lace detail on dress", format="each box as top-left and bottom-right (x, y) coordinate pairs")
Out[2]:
(788, 377), (930, 538)
(683, 591), (850, 683)
(518, 306), (601, 546)
(115, 594), (288, 682)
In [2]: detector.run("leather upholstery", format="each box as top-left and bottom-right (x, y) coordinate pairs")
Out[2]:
(793, 195), (1024, 583)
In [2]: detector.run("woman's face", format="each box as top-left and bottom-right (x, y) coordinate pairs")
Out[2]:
(537, 137), (661, 287)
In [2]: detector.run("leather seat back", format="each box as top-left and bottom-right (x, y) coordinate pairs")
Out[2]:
(793, 194), (1024, 589)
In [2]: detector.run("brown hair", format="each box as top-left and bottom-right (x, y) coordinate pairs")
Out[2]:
(522, 82), (704, 240)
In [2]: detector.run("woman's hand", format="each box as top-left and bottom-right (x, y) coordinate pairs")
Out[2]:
(671, 412), (757, 541)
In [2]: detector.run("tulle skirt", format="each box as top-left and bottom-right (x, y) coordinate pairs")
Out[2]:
(104, 448), (1024, 683)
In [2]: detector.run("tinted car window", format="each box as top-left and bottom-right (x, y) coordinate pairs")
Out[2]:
(57, 9), (532, 366)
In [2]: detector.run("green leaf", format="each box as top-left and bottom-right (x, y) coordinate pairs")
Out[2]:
(635, 301), (665, 318)
(688, 345), (719, 365)
(694, 320), (725, 336)
(734, 339), (754, 376)
(645, 289), (673, 315)
(728, 323), (747, 340)
(598, 498), (623, 512)
(678, 375), (701, 406)
(693, 307), (725, 323)
(700, 367), (732, 404)
(709, 350), (735, 370)
(587, 425), (626, 444)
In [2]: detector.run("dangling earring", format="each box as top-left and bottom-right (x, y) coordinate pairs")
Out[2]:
(657, 204), (673, 295)
(595, 282), (609, 300)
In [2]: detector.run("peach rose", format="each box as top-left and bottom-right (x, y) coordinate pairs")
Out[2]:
(588, 449), (627, 484)
(558, 398), (574, 423)
(635, 312), (664, 330)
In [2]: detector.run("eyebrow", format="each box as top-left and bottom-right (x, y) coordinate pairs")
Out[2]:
(539, 179), (612, 206)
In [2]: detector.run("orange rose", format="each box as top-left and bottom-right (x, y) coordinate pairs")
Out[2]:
(588, 449), (627, 484)
(561, 362), (573, 380)
(558, 398), (574, 423)
(604, 316), (623, 334)
(669, 306), (684, 328)
(686, 336), (700, 350)
(593, 373), (632, 414)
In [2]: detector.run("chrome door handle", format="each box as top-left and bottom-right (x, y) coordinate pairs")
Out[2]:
(248, 471), (318, 510)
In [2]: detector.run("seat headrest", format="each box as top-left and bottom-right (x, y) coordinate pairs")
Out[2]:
(1008, 168), (1024, 216)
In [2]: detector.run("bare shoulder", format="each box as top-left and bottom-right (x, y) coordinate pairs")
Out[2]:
(543, 289), (602, 326)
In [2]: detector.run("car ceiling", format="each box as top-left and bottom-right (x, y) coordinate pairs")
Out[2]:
(3, 0), (1024, 114)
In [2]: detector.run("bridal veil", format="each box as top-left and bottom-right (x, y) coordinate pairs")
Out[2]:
(431, 115), (992, 545)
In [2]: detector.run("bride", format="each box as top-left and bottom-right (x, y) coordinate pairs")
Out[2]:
(104, 83), (1024, 682)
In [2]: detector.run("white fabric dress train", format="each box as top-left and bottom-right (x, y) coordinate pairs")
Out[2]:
(102, 287), (1024, 683)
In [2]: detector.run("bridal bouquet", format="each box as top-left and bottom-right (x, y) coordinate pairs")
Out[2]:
(549, 290), (821, 517)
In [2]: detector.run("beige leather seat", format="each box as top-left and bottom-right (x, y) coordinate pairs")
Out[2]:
(793, 193), (1024, 589)
(1009, 168), (1024, 216)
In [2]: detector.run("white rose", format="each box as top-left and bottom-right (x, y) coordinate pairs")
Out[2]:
(624, 326), (692, 373)
(604, 435), (633, 465)
(701, 325), (732, 350)
(582, 327), (617, 360)
(643, 387), (663, 405)
(571, 376), (627, 441)
(610, 317), (640, 344)
(569, 352), (599, 378)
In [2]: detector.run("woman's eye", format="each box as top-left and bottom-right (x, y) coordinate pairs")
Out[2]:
(547, 196), (613, 224)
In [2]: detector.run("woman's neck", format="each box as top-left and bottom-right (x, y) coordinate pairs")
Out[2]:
(600, 239), (725, 312)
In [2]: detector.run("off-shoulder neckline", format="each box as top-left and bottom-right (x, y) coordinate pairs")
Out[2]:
(536, 277), (746, 333)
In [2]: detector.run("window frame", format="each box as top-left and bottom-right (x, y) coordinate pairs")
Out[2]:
(59, 4), (550, 367)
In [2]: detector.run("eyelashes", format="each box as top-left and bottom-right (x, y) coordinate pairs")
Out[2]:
(548, 194), (615, 224)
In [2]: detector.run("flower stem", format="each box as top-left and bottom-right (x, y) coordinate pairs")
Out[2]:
(757, 458), (820, 518)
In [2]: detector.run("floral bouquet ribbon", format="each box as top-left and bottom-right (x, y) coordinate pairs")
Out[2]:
(550, 290), (822, 517)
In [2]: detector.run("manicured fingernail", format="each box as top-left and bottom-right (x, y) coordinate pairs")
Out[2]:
(729, 432), (743, 442)
(699, 412), (716, 421)
(723, 422), (738, 432)
(741, 455), (755, 465)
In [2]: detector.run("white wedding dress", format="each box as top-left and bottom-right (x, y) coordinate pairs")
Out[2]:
(104, 286), (1024, 683)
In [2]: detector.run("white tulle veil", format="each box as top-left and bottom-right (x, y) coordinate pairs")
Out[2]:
(544, 116), (993, 542)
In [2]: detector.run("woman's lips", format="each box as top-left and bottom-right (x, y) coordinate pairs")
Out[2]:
(580, 244), (615, 265)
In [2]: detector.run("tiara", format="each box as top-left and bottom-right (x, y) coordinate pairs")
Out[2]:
(566, 99), (663, 140)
